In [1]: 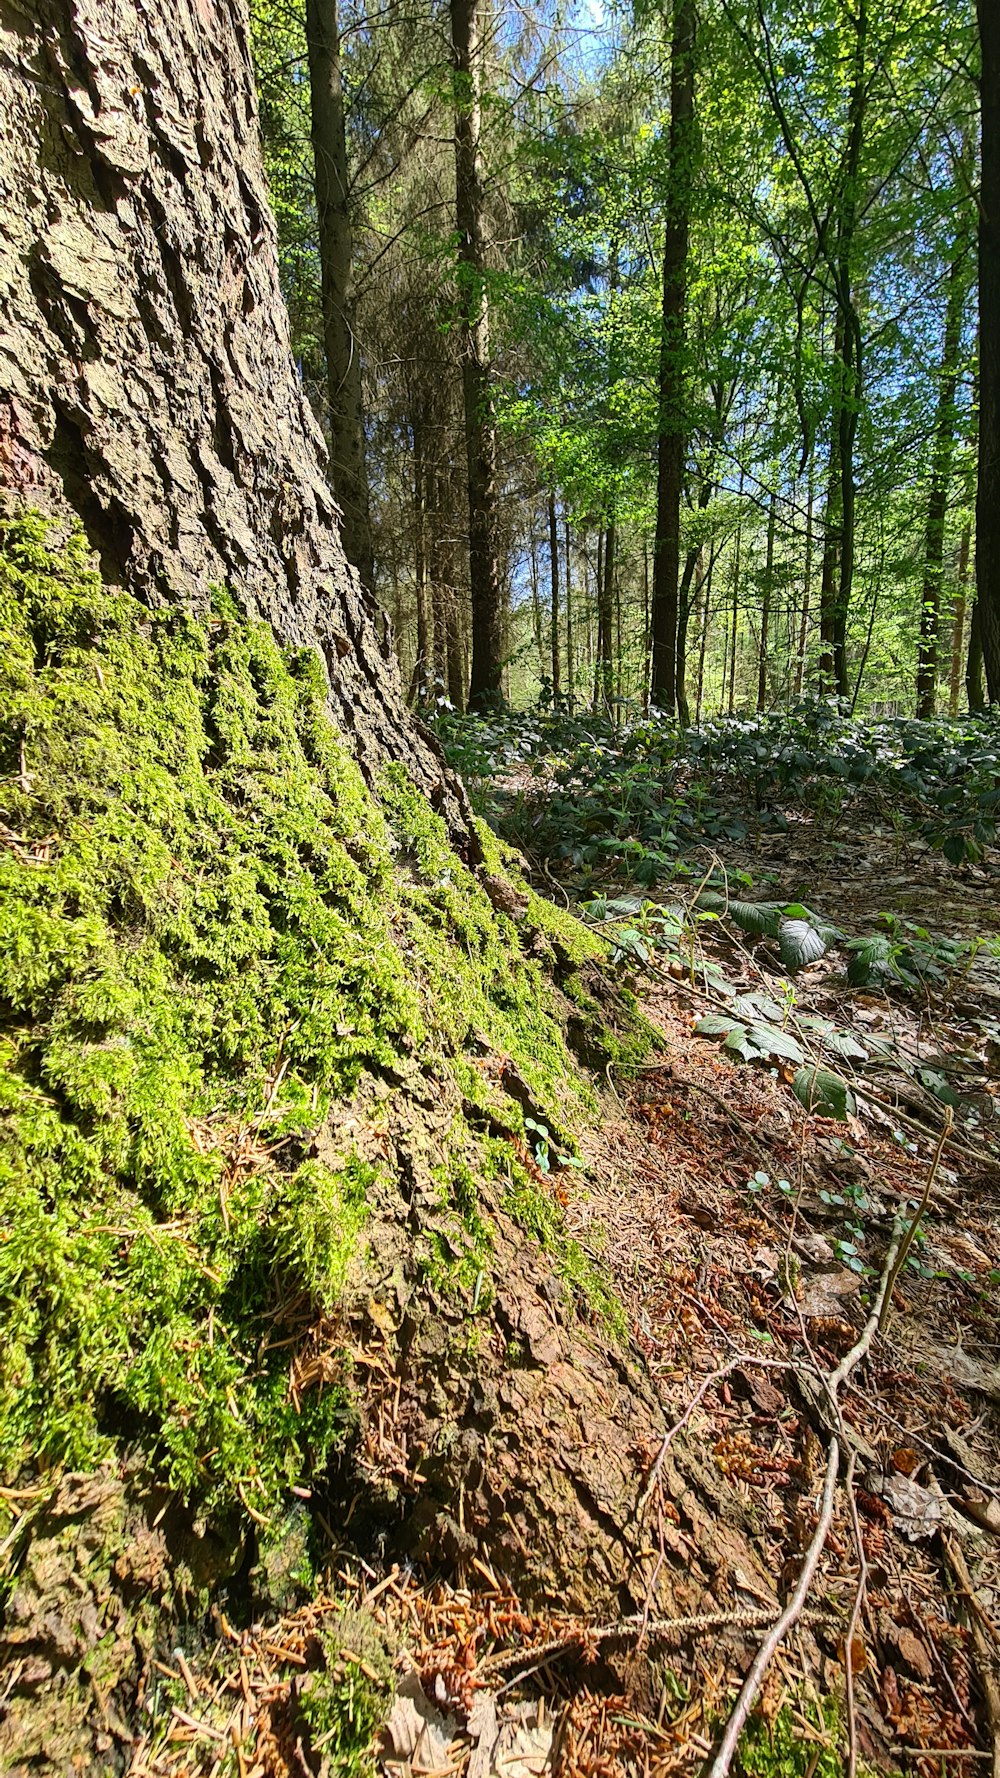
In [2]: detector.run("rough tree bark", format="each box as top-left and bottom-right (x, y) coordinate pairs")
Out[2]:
(650, 0), (696, 716)
(305, 0), (375, 593)
(451, 0), (504, 711)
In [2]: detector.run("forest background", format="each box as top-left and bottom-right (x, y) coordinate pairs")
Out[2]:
(251, 0), (989, 727)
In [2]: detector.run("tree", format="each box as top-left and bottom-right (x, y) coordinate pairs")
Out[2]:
(650, 0), (696, 715)
(452, 0), (506, 709)
(306, 0), (375, 591)
(915, 237), (972, 716)
(978, 0), (1000, 699)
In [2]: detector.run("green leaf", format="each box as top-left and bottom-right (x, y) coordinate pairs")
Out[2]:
(694, 1013), (740, 1037)
(917, 1067), (960, 1108)
(792, 1066), (856, 1120)
(747, 1022), (805, 1063)
(778, 917), (828, 971)
(727, 900), (783, 938)
(845, 933), (894, 986)
(820, 1029), (869, 1063)
(723, 1027), (755, 1061)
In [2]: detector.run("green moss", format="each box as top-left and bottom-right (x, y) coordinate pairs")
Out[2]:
(297, 1610), (393, 1777)
(380, 766), (593, 1121)
(736, 1701), (855, 1778)
(0, 513), (641, 1526)
(482, 1139), (627, 1340)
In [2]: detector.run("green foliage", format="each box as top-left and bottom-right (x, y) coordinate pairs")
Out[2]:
(433, 702), (1000, 888)
(792, 1065), (856, 1121)
(0, 515), (604, 1520)
(736, 1700), (849, 1778)
(296, 1611), (393, 1777)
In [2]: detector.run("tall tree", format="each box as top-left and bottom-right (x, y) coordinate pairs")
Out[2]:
(978, 0), (1000, 699)
(305, 0), (375, 591)
(915, 240), (971, 716)
(650, 0), (696, 714)
(452, 0), (505, 709)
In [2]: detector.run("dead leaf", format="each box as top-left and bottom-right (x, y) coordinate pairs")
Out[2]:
(467, 1691), (500, 1778)
(883, 1474), (944, 1542)
(799, 1266), (860, 1319)
(382, 1669), (457, 1772)
(491, 1702), (555, 1778)
(890, 1447), (921, 1477)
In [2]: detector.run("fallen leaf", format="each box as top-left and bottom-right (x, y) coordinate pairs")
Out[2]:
(883, 1474), (944, 1542)
(382, 1669), (457, 1772)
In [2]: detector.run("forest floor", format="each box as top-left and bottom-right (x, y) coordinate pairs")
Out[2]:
(117, 795), (1000, 1778)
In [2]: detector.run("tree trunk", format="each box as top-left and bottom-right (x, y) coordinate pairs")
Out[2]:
(695, 547), (714, 723)
(595, 515), (616, 717)
(949, 520), (973, 716)
(451, 0), (504, 711)
(977, 0), (1000, 698)
(794, 472), (814, 697)
(305, 0), (374, 593)
(675, 545), (700, 727)
(968, 597), (987, 709)
(409, 426), (432, 705)
(565, 518), (575, 713)
(819, 308), (845, 695)
(727, 468), (746, 714)
(916, 243), (969, 717)
(548, 491), (561, 702)
(650, 0), (696, 714)
(757, 484), (777, 711)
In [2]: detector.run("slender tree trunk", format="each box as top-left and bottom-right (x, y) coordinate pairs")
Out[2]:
(757, 484), (777, 711)
(642, 536), (651, 711)
(548, 492), (561, 702)
(794, 473), (815, 697)
(650, 0), (696, 714)
(431, 470), (450, 701)
(977, 0), (1000, 698)
(916, 243), (969, 716)
(968, 597), (987, 709)
(728, 470), (745, 714)
(451, 0), (504, 710)
(675, 546), (700, 727)
(831, 0), (867, 699)
(305, 0), (374, 592)
(949, 521), (973, 716)
(819, 309), (846, 694)
(695, 550), (714, 724)
(565, 519), (575, 714)
(409, 429), (432, 705)
(530, 528), (546, 687)
(595, 517), (616, 717)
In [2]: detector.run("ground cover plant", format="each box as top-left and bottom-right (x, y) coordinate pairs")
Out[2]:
(432, 703), (1000, 883)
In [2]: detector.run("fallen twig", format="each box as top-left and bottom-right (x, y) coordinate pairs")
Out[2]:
(944, 1537), (1000, 1778)
(705, 1438), (840, 1778)
(878, 1110), (953, 1331)
(706, 1207), (911, 1778)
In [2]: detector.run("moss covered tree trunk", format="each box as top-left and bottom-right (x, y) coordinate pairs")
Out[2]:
(0, 0), (437, 810)
(0, 3), (772, 1768)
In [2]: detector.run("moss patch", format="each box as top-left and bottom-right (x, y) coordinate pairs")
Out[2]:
(0, 513), (638, 1531)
